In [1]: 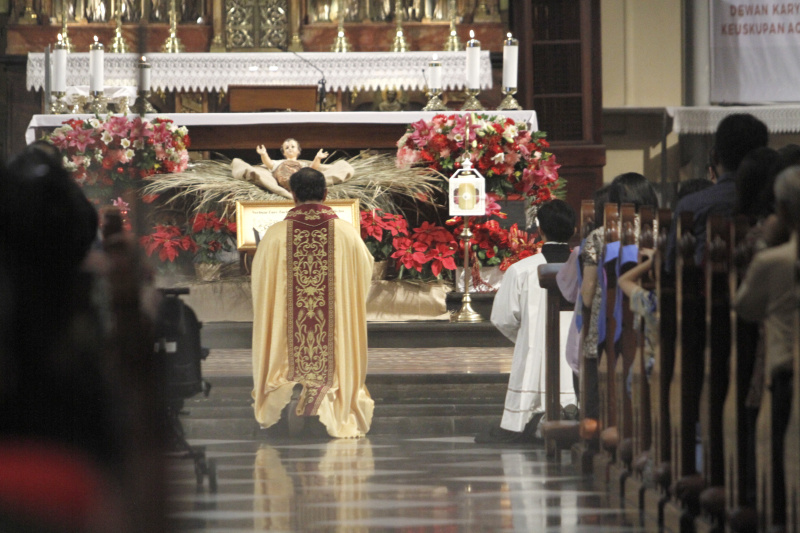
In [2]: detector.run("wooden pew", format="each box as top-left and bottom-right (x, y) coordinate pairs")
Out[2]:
(664, 210), (706, 533)
(610, 203), (638, 503)
(594, 203), (621, 486)
(723, 216), (758, 531)
(695, 214), (732, 533)
(643, 208), (675, 528)
(539, 263), (581, 457)
(622, 206), (656, 516)
(573, 199), (600, 474)
(787, 233), (800, 533)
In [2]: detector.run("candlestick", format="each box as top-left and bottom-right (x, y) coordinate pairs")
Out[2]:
(443, 0), (462, 51)
(391, 0), (409, 52)
(110, 4), (131, 53)
(462, 30), (484, 111)
(498, 32), (522, 110)
(429, 55), (442, 90)
(162, 0), (185, 53)
(59, 2), (74, 52)
(134, 56), (155, 115)
(330, 0), (351, 53)
(422, 55), (447, 111)
(53, 35), (67, 93)
(466, 30), (480, 89)
(502, 33), (518, 89)
(89, 36), (104, 92)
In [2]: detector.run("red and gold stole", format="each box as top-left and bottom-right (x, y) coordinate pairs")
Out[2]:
(285, 203), (338, 416)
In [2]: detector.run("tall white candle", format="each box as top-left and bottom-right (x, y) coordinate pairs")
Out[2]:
(53, 34), (67, 93)
(502, 32), (519, 89)
(89, 35), (104, 93)
(429, 54), (442, 90)
(466, 30), (481, 90)
(139, 56), (151, 92)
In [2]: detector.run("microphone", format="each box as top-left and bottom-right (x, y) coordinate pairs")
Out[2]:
(277, 43), (327, 112)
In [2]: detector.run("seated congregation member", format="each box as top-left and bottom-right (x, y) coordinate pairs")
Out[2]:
(478, 199), (577, 444)
(666, 113), (769, 271)
(251, 167), (375, 439)
(733, 165), (800, 528)
(578, 184), (614, 431)
(677, 177), (713, 202)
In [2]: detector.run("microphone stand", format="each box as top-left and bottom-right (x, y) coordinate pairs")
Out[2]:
(279, 45), (327, 111)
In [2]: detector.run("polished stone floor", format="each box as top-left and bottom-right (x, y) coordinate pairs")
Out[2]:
(203, 347), (514, 377)
(168, 436), (645, 533)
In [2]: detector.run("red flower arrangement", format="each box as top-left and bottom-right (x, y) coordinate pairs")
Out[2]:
(189, 212), (237, 264)
(446, 216), (543, 273)
(360, 209), (409, 262)
(360, 210), (458, 280)
(45, 115), (190, 204)
(396, 113), (563, 210)
(139, 211), (237, 267)
(139, 224), (197, 263)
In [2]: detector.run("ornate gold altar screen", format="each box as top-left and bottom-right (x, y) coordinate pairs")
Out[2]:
(11, 0), (501, 52)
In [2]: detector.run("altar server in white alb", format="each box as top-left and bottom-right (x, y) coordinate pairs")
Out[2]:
(482, 200), (577, 443)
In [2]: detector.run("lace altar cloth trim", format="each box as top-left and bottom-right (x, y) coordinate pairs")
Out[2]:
(27, 51), (493, 92)
(667, 105), (800, 134)
(26, 110), (538, 144)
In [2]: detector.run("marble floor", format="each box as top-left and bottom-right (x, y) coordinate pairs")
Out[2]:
(203, 347), (515, 377)
(168, 436), (645, 533)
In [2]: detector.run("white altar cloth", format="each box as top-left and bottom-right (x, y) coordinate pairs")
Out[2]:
(26, 110), (537, 145)
(667, 105), (800, 135)
(27, 51), (494, 93)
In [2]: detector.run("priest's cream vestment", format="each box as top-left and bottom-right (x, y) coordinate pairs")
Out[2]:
(251, 203), (374, 438)
(491, 246), (577, 432)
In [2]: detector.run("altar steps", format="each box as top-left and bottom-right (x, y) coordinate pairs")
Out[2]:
(201, 319), (510, 349)
(179, 373), (509, 439)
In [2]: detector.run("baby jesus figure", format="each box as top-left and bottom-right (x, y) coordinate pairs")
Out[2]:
(232, 138), (353, 199)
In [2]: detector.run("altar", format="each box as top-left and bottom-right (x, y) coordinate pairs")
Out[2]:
(26, 51), (494, 93)
(26, 110), (538, 149)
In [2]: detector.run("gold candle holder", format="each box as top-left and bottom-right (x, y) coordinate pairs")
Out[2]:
(133, 90), (155, 115)
(443, 0), (462, 51)
(87, 90), (109, 114)
(110, 6), (130, 53)
(422, 89), (447, 111)
(162, 0), (185, 53)
(390, 0), (408, 52)
(50, 91), (70, 114)
(330, 0), (351, 53)
(18, 0), (38, 24)
(461, 88), (484, 110)
(59, 3), (74, 52)
(455, 217), (483, 323)
(497, 88), (522, 110)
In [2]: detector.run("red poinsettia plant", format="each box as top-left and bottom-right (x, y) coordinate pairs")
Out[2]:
(189, 212), (237, 264)
(360, 210), (458, 280)
(360, 209), (409, 262)
(446, 195), (543, 272)
(391, 221), (459, 279)
(396, 113), (563, 209)
(139, 224), (197, 263)
(139, 211), (237, 267)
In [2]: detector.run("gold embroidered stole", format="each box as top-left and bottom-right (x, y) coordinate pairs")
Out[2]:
(285, 204), (338, 416)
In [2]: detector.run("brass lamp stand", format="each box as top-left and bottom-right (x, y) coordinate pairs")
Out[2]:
(455, 216), (483, 323)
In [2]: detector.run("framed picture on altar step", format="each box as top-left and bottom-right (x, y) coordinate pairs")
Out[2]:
(236, 199), (360, 252)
